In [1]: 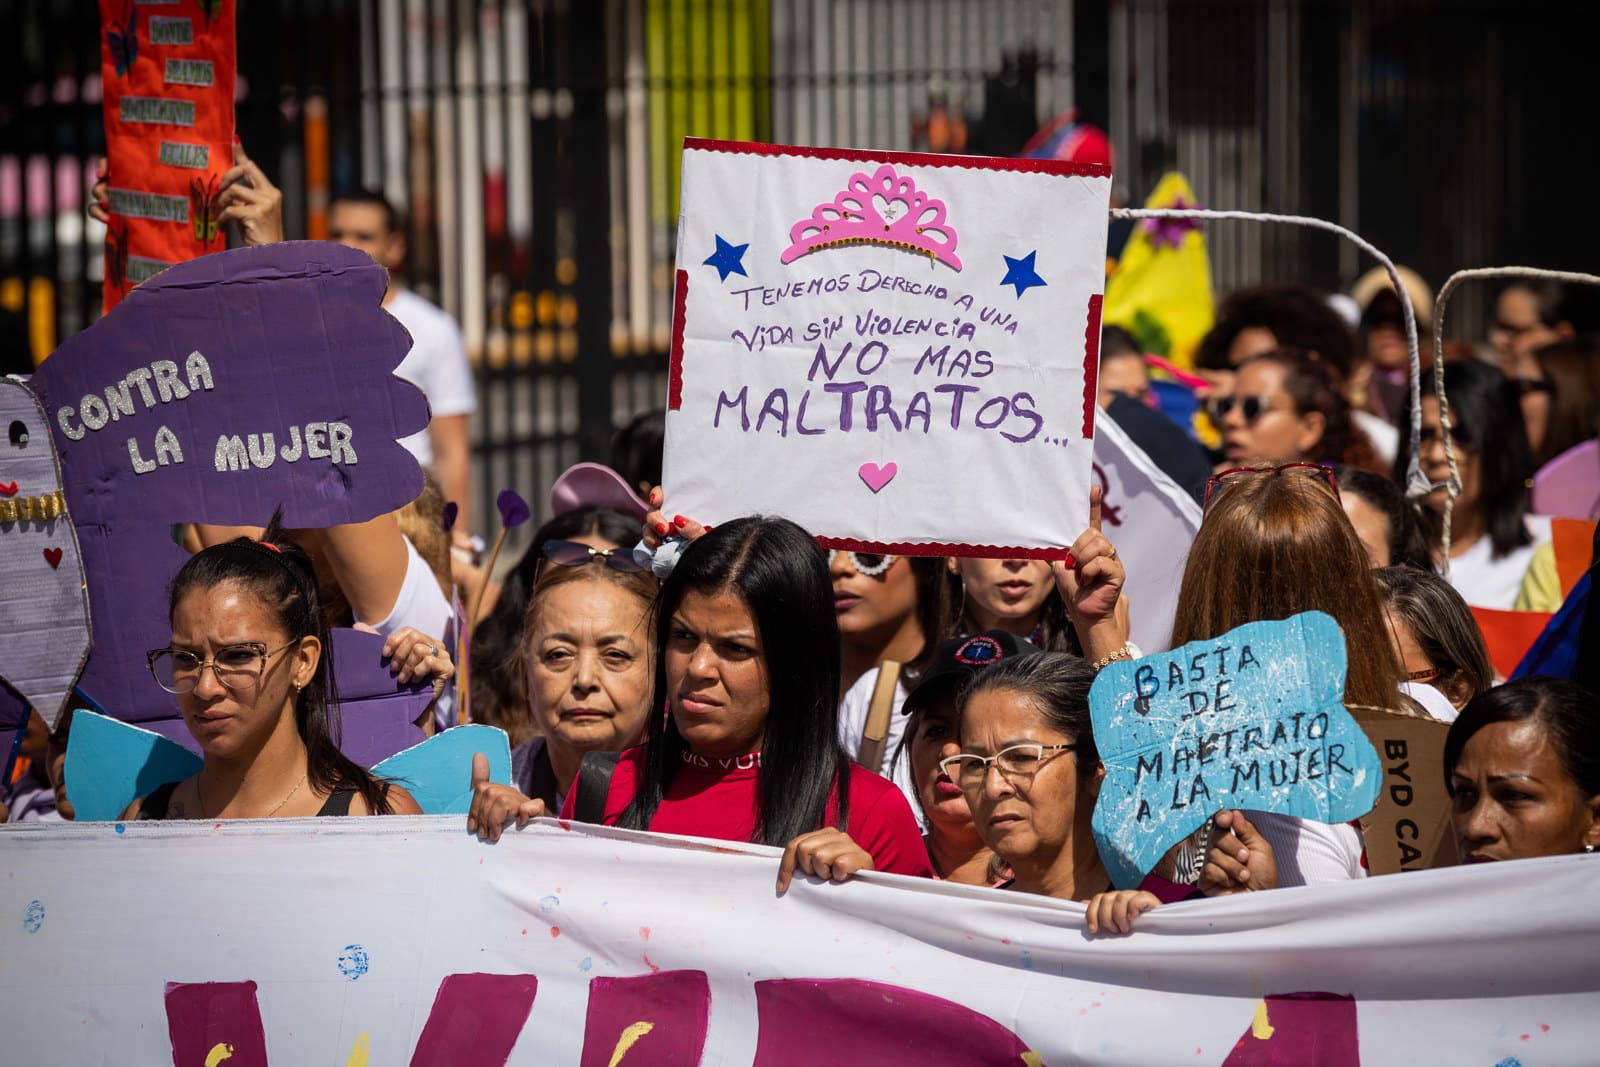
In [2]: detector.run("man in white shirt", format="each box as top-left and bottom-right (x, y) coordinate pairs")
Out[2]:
(329, 192), (477, 544)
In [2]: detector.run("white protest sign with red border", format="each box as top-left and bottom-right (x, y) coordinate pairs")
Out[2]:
(664, 139), (1112, 557)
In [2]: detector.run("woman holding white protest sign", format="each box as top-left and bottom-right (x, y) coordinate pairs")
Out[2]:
(836, 487), (1135, 805)
(564, 516), (932, 887)
(126, 522), (421, 820)
(466, 546), (657, 839)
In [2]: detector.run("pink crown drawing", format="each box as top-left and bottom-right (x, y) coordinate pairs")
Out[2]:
(780, 163), (962, 271)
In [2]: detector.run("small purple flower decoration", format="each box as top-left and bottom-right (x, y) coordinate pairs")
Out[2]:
(496, 489), (531, 529)
(1140, 195), (1203, 250)
(441, 501), (459, 533)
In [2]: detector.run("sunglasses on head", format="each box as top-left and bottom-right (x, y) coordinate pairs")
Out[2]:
(1205, 393), (1281, 425)
(541, 539), (647, 573)
(829, 549), (895, 578)
(1203, 462), (1340, 510)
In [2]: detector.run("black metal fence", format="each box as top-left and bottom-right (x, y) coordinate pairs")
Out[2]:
(4, 0), (1596, 549)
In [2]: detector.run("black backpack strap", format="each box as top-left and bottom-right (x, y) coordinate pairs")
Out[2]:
(572, 750), (622, 824)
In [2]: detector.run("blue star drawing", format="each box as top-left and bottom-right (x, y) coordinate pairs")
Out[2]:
(1000, 250), (1047, 297)
(703, 235), (749, 282)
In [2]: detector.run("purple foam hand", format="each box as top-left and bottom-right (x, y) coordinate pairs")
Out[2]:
(22, 242), (429, 727)
(496, 488), (531, 529)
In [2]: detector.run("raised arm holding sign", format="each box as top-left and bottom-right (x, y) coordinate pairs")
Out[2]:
(1088, 611), (1382, 889)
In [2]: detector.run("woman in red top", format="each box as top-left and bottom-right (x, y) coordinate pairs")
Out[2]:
(561, 516), (931, 888)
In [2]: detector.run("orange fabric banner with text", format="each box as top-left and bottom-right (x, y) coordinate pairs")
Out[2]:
(98, 0), (236, 312)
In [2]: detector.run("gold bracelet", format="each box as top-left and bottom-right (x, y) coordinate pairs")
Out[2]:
(1092, 644), (1133, 671)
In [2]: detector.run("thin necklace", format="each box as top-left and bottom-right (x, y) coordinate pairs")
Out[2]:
(197, 771), (308, 819)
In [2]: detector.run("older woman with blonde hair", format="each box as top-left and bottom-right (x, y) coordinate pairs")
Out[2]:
(468, 546), (658, 837)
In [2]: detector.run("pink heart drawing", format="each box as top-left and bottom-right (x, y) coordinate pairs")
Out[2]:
(43, 547), (63, 569)
(858, 462), (898, 494)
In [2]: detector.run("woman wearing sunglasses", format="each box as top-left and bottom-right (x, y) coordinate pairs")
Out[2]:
(126, 525), (420, 820)
(1395, 361), (1555, 611)
(828, 548), (936, 699)
(557, 517), (932, 888)
(1172, 463), (1407, 885)
(1207, 348), (1381, 474)
(468, 539), (657, 837)
(949, 652), (1276, 933)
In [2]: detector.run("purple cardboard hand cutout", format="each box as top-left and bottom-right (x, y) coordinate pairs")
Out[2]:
(1, 242), (428, 738)
(0, 379), (92, 730)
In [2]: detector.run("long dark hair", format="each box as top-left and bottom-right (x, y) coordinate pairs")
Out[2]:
(935, 563), (1079, 660)
(1444, 677), (1600, 797)
(470, 507), (642, 744)
(617, 516), (850, 844)
(1394, 360), (1534, 558)
(168, 516), (394, 813)
(1336, 466), (1437, 570)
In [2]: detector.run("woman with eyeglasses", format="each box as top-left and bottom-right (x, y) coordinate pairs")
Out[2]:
(555, 517), (932, 888)
(126, 526), (421, 820)
(1375, 566), (1492, 719)
(948, 652), (1276, 933)
(467, 543), (657, 836)
(1208, 348), (1382, 475)
(835, 490), (1130, 818)
(1394, 360), (1553, 611)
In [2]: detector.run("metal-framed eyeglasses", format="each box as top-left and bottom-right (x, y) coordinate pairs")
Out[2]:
(146, 640), (301, 695)
(939, 743), (1083, 789)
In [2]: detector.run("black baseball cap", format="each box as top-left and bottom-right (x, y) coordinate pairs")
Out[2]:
(901, 630), (1041, 716)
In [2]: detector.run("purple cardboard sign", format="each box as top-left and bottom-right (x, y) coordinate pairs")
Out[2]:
(326, 627), (435, 768)
(0, 379), (92, 730)
(6, 242), (428, 733)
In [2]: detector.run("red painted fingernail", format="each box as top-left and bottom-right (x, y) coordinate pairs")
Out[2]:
(654, 522), (668, 535)
(673, 515), (688, 527)
(1063, 553), (1076, 568)
(232, 133), (241, 144)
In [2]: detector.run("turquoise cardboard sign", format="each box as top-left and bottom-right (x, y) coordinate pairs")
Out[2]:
(64, 709), (204, 822)
(371, 724), (512, 815)
(1088, 611), (1382, 888)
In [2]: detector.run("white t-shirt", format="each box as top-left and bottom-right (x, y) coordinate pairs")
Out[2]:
(1446, 514), (1553, 611)
(837, 670), (920, 824)
(375, 537), (458, 726)
(383, 288), (477, 468)
(1242, 813), (1368, 885)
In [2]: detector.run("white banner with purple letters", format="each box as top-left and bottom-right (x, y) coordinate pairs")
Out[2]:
(1, 817), (1596, 1065)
